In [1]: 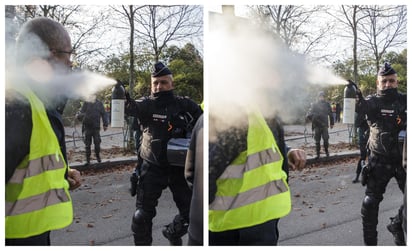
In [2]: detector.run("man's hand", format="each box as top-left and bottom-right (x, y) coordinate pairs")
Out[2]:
(103, 126), (108, 131)
(287, 149), (306, 171)
(68, 168), (81, 190)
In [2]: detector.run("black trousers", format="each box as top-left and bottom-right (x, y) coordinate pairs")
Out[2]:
(209, 219), (279, 246)
(133, 160), (192, 243)
(314, 126), (329, 153)
(84, 128), (101, 157)
(6, 231), (50, 246)
(361, 153), (406, 245)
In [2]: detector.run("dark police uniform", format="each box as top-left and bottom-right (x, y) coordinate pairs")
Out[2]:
(125, 62), (202, 245)
(77, 99), (108, 164)
(306, 92), (334, 158)
(356, 63), (406, 245)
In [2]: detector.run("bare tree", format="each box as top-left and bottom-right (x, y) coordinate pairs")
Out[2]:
(134, 5), (203, 62)
(8, 5), (115, 68)
(248, 5), (333, 62)
(110, 5), (145, 97)
(334, 5), (369, 83)
(358, 5), (407, 73)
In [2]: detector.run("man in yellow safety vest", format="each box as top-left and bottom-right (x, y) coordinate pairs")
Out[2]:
(209, 109), (306, 245)
(5, 17), (81, 245)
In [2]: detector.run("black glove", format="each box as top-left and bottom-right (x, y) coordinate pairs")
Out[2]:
(356, 88), (363, 100)
(348, 79), (357, 89)
(125, 91), (132, 102)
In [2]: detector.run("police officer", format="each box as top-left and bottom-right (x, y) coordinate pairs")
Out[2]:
(356, 62), (406, 245)
(306, 91), (334, 159)
(125, 62), (202, 245)
(77, 98), (109, 165)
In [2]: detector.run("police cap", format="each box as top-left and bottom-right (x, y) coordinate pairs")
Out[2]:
(151, 62), (172, 77)
(378, 62), (396, 76)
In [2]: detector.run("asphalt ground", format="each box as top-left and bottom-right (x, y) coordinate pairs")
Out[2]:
(54, 122), (405, 246)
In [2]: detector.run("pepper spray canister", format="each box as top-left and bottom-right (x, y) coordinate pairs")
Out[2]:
(111, 80), (126, 127)
(343, 80), (357, 124)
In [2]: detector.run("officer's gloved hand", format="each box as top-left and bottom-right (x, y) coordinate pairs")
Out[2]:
(356, 88), (363, 100)
(125, 91), (132, 102)
(348, 79), (357, 89)
(124, 91), (134, 110)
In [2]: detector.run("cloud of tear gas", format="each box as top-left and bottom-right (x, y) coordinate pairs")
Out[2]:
(5, 21), (116, 104)
(208, 12), (345, 137)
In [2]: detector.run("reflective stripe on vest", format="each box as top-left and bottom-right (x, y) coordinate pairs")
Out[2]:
(5, 88), (73, 238)
(209, 111), (291, 232)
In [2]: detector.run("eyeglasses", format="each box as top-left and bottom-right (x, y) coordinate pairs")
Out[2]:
(50, 48), (77, 61)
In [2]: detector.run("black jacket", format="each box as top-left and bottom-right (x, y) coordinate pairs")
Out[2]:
(5, 89), (68, 183)
(306, 100), (334, 128)
(125, 90), (202, 166)
(356, 88), (406, 157)
(78, 99), (108, 130)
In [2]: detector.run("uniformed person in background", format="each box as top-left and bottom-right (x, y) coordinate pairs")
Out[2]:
(76, 98), (108, 165)
(306, 91), (334, 159)
(356, 62), (406, 246)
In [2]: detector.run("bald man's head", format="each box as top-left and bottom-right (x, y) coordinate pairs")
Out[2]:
(16, 17), (72, 66)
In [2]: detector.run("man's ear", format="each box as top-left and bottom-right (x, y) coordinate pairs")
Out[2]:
(24, 58), (53, 83)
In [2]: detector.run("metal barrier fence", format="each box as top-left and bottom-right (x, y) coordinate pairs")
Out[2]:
(285, 125), (355, 145)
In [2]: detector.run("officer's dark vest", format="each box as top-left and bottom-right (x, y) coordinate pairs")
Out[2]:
(366, 92), (406, 157)
(139, 94), (193, 166)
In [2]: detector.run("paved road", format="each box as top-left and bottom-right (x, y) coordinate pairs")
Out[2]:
(54, 122), (404, 246)
(51, 164), (187, 246)
(52, 157), (404, 246)
(278, 161), (403, 246)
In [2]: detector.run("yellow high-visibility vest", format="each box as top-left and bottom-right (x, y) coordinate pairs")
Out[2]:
(209, 111), (291, 232)
(5, 88), (73, 238)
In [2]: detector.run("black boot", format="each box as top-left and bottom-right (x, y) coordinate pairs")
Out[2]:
(85, 146), (91, 166)
(95, 147), (101, 163)
(387, 216), (406, 245)
(315, 144), (320, 160)
(324, 143), (329, 157)
(162, 215), (188, 246)
(352, 175), (360, 183)
(84, 154), (91, 166)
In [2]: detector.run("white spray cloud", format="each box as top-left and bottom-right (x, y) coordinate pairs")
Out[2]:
(5, 22), (116, 104)
(208, 12), (346, 136)
(6, 61), (116, 104)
